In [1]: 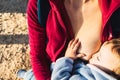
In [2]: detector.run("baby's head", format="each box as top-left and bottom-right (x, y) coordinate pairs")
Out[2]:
(89, 38), (120, 75)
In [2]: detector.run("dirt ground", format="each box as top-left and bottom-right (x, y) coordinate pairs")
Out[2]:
(0, 0), (31, 80)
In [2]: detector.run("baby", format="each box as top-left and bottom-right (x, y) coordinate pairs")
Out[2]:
(51, 38), (120, 80)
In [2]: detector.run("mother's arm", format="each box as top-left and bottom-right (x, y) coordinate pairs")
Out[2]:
(27, 0), (51, 80)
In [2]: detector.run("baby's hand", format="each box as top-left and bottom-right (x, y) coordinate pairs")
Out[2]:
(65, 39), (85, 60)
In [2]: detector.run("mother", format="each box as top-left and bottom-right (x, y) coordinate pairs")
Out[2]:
(27, 0), (120, 80)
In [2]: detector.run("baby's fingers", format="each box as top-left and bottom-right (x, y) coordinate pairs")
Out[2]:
(71, 39), (79, 48)
(73, 40), (80, 51)
(77, 53), (86, 58)
(68, 39), (74, 47)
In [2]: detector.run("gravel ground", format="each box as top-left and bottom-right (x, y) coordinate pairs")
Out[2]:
(0, 0), (31, 80)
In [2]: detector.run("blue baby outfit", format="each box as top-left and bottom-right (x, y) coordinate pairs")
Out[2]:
(51, 57), (117, 80)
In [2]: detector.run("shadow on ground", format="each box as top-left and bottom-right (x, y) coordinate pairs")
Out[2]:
(0, 0), (28, 44)
(0, 34), (28, 44)
(0, 0), (28, 13)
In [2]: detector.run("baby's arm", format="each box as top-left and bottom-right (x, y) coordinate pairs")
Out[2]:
(51, 39), (85, 80)
(51, 57), (73, 80)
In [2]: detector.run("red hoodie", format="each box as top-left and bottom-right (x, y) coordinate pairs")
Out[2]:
(27, 0), (120, 80)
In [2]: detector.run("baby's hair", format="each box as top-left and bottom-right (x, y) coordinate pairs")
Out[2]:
(106, 38), (120, 55)
(106, 38), (120, 76)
